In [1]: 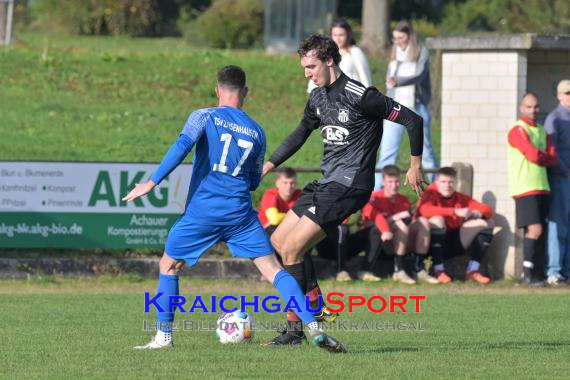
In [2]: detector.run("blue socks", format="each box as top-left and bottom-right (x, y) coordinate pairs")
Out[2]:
(156, 273), (179, 332)
(154, 270), (318, 333)
(273, 270), (316, 324)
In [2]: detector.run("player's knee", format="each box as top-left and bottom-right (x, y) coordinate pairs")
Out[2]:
(417, 217), (430, 229)
(159, 253), (183, 274)
(429, 216), (446, 230)
(270, 233), (283, 253)
(396, 222), (409, 235)
(279, 240), (302, 263)
(526, 224), (543, 239)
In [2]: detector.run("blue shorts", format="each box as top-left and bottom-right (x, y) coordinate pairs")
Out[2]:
(165, 212), (273, 267)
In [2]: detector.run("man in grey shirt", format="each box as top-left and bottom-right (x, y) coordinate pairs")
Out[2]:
(545, 79), (570, 285)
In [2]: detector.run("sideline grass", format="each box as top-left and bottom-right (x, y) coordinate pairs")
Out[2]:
(1, 277), (569, 379)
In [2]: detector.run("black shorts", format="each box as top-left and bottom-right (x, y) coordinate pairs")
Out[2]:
(515, 194), (549, 228)
(292, 181), (370, 236)
(444, 229), (465, 258)
(315, 224), (350, 260)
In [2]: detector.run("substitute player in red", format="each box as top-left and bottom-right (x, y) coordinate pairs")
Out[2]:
(258, 167), (301, 234)
(417, 167), (495, 283)
(361, 165), (437, 284)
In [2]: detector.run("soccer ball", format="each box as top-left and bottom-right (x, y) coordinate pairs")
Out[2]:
(215, 311), (254, 344)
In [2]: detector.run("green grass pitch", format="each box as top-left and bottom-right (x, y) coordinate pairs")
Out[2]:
(1, 277), (569, 379)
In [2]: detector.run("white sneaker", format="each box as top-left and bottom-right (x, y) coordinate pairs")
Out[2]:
(417, 270), (440, 284)
(134, 332), (173, 349)
(393, 270), (416, 285)
(336, 270), (352, 282)
(547, 275), (562, 286)
(357, 271), (381, 282)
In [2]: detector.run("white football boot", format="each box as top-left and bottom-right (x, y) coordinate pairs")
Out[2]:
(393, 270), (416, 285)
(416, 269), (440, 284)
(134, 331), (173, 349)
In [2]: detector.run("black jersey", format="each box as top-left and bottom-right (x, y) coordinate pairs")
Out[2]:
(269, 74), (423, 191)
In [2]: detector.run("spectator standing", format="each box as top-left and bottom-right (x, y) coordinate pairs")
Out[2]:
(375, 20), (438, 188)
(307, 18), (372, 93)
(545, 80), (570, 285)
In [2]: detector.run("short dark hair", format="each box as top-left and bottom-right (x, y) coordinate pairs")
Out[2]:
(330, 18), (356, 46)
(277, 167), (297, 179)
(297, 34), (341, 65)
(381, 165), (401, 177)
(437, 166), (457, 178)
(217, 65), (246, 90)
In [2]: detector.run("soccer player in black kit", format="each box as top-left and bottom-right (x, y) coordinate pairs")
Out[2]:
(261, 35), (425, 351)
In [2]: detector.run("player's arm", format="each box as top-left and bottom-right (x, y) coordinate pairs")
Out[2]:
(362, 203), (391, 234)
(122, 135), (195, 202)
(508, 126), (557, 167)
(250, 131), (267, 191)
(466, 197), (493, 220)
(263, 102), (319, 175)
(419, 202), (456, 218)
(265, 208), (286, 225)
(417, 191), (455, 218)
(389, 198), (412, 222)
(544, 136), (557, 167)
(361, 88), (425, 194)
(545, 116), (569, 175)
(259, 190), (286, 225)
(123, 111), (206, 202)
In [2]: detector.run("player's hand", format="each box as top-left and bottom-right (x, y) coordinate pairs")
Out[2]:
(262, 161), (275, 177)
(386, 77), (397, 89)
(468, 210), (483, 219)
(122, 180), (156, 202)
(405, 166), (425, 197)
(454, 207), (470, 218)
(381, 231), (394, 241)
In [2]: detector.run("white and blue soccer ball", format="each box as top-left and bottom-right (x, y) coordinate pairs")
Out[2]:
(215, 311), (254, 344)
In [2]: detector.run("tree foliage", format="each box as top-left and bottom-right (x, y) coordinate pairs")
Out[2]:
(30, 0), (188, 36)
(441, 0), (570, 34)
(196, 0), (263, 48)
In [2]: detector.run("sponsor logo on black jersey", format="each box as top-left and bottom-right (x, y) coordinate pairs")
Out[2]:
(338, 109), (349, 123)
(322, 125), (349, 145)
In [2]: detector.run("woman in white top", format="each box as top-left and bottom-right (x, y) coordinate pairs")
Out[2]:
(307, 18), (372, 93)
(375, 20), (438, 188)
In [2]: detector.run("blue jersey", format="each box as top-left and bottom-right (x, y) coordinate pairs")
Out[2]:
(151, 106), (266, 225)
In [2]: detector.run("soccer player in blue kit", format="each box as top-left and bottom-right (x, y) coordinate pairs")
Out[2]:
(123, 66), (346, 353)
